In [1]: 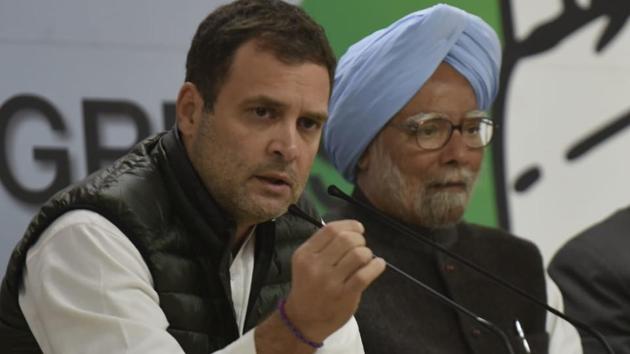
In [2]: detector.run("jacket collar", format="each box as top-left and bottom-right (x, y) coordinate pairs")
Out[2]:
(161, 128), (237, 240)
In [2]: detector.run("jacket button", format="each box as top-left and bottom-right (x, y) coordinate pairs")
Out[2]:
(444, 263), (456, 272)
(471, 328), (481, 336)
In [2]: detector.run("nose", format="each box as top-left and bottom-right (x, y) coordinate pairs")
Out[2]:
(439, 130), (468, 166)
(267, 121), (299, 162)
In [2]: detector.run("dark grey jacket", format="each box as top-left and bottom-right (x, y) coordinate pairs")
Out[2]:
(550, 206), (630, 354)
(326, 188), (549, 354)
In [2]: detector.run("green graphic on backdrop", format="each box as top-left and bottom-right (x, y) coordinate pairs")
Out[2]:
(302, 0), (501, 227)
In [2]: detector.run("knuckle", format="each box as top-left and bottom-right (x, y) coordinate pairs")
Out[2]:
(324, 220), (344, 232)
(359, 247), (374, 262)
(349, 247), (372, 264)
(340, 231), (366, 247)
(327, 219), (363, 234)
(337, 232), (354, 246)
(315, 227), (334, 241)
(351, 220), (365, 233)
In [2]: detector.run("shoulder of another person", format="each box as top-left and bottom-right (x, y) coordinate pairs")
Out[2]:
(552, 206), (630, 265)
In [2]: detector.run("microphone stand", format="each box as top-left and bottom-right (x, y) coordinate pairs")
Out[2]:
(288, 204), (516, 354)
(326, 185), (615, 354)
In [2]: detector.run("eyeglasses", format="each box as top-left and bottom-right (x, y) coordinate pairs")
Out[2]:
(388, 112), (495, 150)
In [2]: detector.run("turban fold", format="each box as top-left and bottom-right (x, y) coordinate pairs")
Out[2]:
(323, 4), (501, 182)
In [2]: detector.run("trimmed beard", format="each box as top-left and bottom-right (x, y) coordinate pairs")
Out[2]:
(371, 141), (478, 228)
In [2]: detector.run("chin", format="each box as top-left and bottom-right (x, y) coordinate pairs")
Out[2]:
(247, 198), (292, 221)
(419, 204), (466, 228)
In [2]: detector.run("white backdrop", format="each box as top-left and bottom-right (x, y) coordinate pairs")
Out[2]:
(504, 0), (630, 263)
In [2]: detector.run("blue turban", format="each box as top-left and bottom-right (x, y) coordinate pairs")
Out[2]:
(323, 4), (501, 182)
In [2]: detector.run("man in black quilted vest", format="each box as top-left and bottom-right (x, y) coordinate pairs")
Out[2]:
(0, 1), (385, 353)
(323, 4), (582, 354)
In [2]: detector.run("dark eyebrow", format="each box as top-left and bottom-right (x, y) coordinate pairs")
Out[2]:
(239, 95), (328, 123)
(303, 111), (328, 125)
(239, 95), (287, 111)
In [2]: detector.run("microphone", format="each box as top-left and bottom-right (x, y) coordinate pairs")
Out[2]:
(326, 185), (615, 354)
(288, 204), (517, 354)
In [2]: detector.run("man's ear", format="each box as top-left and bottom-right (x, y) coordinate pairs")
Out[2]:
(176, 82), (204, 138)
(355, 144), (374, 193)
(356, 146), (371, 172)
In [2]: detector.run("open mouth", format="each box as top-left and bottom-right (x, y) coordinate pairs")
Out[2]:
(254, 171), (294, 191)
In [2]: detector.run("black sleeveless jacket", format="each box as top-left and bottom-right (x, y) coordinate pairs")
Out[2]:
(326, 188), (549, 354)
(0, 129), (319, 353)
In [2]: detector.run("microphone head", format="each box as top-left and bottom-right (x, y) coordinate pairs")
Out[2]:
(327, 185), (345, 198)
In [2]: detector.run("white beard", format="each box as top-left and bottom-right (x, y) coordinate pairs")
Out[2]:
(371, 142), (478, 228)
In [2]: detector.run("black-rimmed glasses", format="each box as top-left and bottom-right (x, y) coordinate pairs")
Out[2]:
(388, 112), (495, 150)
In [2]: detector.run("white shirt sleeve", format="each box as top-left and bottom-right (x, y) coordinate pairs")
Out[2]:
(319, 316), (364, 353)
(546, 276), (583, 354)
(19, 210), (257, 354)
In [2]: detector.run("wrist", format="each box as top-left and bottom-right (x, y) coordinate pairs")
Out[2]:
(277, 298), (324, 349)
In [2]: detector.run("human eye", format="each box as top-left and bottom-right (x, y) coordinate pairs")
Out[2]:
(417, 121), (441, 137)
(248, 106), (277, 120)
(297, 116), (322, 133)
(466, 125), (481, 135)
(462, 119), (483, 135)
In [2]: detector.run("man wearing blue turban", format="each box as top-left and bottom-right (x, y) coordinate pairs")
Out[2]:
(324, 4), (582, 354)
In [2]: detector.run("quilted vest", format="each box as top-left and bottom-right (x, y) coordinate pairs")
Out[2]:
(0, 129), (319, 353)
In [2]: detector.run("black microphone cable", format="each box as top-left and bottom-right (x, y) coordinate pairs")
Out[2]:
(288, 204), (516, 354)
(326, 184), (615, 354)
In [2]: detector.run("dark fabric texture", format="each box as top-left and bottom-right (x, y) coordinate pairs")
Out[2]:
(0, 129), (320, 354)
(549, 205), (630, 354)
(326, 188), (549, 354)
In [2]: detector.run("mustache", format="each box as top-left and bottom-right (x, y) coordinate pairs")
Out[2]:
(253, 161), (299, 184)
(426, 168), (476, 188)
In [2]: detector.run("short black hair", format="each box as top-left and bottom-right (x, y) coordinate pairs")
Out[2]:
(185, 0), (336, 111)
